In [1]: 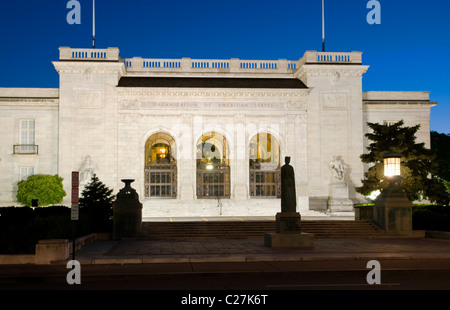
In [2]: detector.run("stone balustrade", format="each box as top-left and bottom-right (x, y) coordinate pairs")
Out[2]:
(124, 57), (299, 74)
(58, 47), (362, 75)
(299, 51), (362, 66)
(59, 47), (120, 61)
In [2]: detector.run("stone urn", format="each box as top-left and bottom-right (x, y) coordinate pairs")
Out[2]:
(112, 179), (142, 240)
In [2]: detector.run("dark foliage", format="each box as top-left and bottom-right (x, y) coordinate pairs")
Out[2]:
(357, 121), (448, 204)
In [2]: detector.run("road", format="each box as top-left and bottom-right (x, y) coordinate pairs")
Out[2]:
(1, 259), (450, 290)
(1, 259), (448, 307)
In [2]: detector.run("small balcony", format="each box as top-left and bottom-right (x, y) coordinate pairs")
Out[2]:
(13, 145), (39, 155)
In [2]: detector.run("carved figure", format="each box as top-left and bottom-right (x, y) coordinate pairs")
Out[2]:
(281, 156), (296, 213)
(79, 155), (98, 184)
(329, 156), (346, 182)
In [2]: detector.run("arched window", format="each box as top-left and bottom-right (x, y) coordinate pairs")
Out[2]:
(249, 133), (281, 198)
(196, 132), (230, 199)
(144, 132), (177, 198)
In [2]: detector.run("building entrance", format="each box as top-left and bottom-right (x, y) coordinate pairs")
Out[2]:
(144, 132), (177, 198)
(196, 132), (230, 199)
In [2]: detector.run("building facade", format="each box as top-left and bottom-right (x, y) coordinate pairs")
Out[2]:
(0, 47), (436, 217)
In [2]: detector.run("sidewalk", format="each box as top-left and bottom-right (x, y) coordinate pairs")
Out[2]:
(71, 216), (450, 265)
(75, 236), (450, 265)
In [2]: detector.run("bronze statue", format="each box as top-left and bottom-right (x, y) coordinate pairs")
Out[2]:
(281, 156), (296, 213)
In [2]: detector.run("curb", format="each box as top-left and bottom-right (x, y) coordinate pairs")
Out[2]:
(72, 253), (450, 265)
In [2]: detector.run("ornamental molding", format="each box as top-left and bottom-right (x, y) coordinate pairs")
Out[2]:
(52, 62), (126, 77)
(117, 88), (310, 99)
(285, 101), (307, 110)
(294, 65), (369, 79)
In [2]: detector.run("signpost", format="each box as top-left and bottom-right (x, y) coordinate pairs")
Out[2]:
(71, 172), (79, 260)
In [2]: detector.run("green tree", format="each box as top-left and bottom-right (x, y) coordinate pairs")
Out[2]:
(79, 174), (115, 231)
(431, 131), (450, 204)
(17, 174), (66, 207)
(356, 120), (447, 204)
(431, 131), (450, 180)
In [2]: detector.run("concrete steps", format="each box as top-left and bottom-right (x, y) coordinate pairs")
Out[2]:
(143, 220), (392, 240)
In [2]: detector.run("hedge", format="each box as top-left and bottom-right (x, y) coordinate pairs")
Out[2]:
(0, 206), (111, 254)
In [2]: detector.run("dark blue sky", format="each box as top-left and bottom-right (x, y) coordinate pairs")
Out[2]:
(1, 0), (449, 133)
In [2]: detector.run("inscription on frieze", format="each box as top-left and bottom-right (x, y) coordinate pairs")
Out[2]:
(119, 101), (288, 111)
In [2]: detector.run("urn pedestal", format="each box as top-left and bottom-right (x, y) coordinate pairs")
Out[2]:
(113, 179), (143, 240)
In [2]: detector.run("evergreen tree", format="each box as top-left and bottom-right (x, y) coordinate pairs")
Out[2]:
(430, 131), (450, 204)
(356, 120), (447, 204)
(79, 174), (115, 230)
(431, 131), (450, 181)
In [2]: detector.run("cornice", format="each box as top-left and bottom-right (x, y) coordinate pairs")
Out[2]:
(295, 64), (369, 79)
(52, 61), (126, 77)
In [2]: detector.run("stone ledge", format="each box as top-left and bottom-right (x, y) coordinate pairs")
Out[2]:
(264, 232), (314, 248)
(425, 231), (450, 240)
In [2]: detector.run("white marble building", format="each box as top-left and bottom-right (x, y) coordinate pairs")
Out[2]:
(0, 47), (436, 217)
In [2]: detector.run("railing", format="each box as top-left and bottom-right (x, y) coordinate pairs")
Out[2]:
(59, 47), (120, 61)
(13, 145), (38, 155)
(58, 47), (363, 72)
(124, 57), (298, 74)
(298, 51), (362, 66)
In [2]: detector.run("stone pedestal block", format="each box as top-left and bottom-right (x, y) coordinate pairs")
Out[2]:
(327, 182), (354, 216)
(35, 239), (70, 265)
(264, 232), (314, 248)
(264, 212), (314, 247)
(276, 212), (301, 233)
(373, 188), (413, 236)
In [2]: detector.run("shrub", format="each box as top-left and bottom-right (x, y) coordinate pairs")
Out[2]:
(16, 174), (66, 207)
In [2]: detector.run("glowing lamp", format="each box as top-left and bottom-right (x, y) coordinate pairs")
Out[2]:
(383, 151), (401, 177)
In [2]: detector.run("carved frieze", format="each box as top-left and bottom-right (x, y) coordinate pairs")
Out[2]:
(77, 92), (102, 109)
(321, 93), (348, 109)
(117, 89), (309, 99)
(117, 100), (307, 112)
(285, 101), (307, 110)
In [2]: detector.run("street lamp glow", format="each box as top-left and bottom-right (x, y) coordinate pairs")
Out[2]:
(383, 152), (401, 177)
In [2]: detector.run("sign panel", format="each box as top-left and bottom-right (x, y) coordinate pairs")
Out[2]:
(71, 171), (79, 204)
(71, 187), (79, 204)
(72, 171), (79, 188)
(71, 204), (79, 221)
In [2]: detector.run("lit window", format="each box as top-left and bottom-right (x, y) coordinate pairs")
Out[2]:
(249, 133), (281, 198)
(196, 132), (230, 199)
(144, 133), (177, 198)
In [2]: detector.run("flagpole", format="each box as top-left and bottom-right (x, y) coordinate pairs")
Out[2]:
(322, 0), (325, 52)
(92, 0), (96, 49)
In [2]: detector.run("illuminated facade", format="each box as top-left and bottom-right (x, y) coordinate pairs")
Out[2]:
(0, 47), (436, 217)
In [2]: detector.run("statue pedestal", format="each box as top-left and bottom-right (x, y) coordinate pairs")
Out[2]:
(327, 182), (354, 216)
(264, 212), (314, 247)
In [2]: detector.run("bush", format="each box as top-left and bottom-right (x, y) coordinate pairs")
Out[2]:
(412, 205), (450, 231)
(16, 175), (66, 206)
(0, 205), (113, 254)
